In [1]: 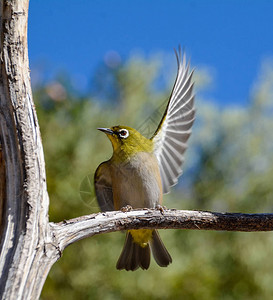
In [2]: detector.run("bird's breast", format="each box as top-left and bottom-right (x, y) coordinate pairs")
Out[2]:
(111, 152), (162, 209)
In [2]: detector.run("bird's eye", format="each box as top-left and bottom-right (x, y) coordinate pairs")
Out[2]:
(118, 129), (129, 139)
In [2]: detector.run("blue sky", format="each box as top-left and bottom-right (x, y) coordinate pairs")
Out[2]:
(28, 0), (273, 106)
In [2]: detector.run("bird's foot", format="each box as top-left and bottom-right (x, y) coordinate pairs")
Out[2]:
(155, 204), (167, 214)
(120, 205), (133, 212)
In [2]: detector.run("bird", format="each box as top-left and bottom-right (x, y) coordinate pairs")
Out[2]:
(94, 47), (195, 271)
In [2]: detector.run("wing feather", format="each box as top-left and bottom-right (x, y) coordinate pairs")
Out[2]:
(170, 71), (194, 110)
(152, 47), (195, 193)
(94, 161), (114, 211)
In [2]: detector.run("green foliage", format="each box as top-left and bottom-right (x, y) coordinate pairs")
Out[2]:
(37, 54), (273, 299)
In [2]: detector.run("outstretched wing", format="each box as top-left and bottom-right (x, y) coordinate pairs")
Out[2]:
(94, 161), (114, 211)
(152, 47), (195, 193)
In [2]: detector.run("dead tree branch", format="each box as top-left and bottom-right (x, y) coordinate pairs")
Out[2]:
(51, 209), (273, 252)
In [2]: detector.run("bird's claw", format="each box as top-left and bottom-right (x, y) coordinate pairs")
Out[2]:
(121, 205), (133, 212)
(155, 204), (167, 214)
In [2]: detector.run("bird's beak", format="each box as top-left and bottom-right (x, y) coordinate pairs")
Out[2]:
(97, 128), (114, 135)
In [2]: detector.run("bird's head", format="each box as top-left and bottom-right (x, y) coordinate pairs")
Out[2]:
(97, 125), (153, 159)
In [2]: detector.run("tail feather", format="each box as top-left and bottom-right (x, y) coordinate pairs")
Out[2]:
(139, 244), (150, 270)
(116, 230), (171, 271)
(116, 232), (150, 271)
(150, 230), (172, 267)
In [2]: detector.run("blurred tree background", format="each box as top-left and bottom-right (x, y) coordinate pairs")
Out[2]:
(35, 53), (273, 299)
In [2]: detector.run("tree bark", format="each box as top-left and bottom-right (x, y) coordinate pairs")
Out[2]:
(0, 1), (273, 299)
(51, 209), (273, 252)
(0, 1), (55, 298)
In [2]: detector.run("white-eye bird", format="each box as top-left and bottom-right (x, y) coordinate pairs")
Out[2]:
(94, 47), (195, 271)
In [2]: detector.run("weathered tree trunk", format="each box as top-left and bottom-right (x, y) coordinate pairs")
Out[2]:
(0, 1), (273, 299)
(0, 1), (59, 298)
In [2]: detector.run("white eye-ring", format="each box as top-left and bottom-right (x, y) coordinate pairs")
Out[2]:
(118, 129), (129, 139)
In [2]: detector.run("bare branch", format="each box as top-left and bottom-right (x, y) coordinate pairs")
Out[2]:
(51, 209), (273, 251)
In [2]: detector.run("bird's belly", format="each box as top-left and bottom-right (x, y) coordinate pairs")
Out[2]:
(111, 152), (162, 209)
